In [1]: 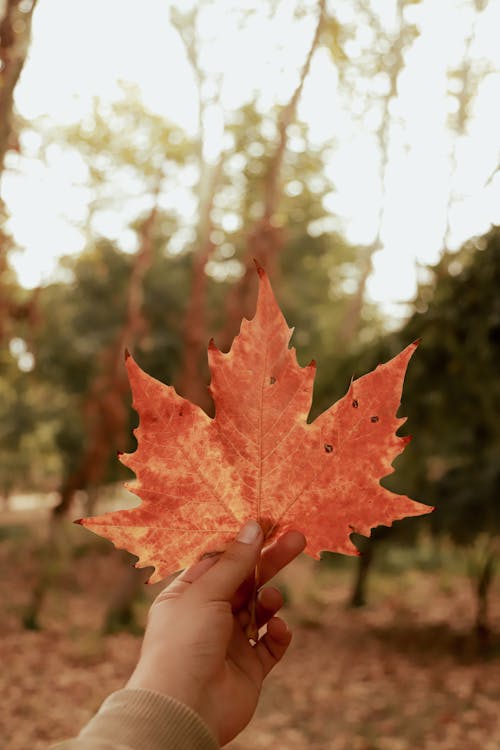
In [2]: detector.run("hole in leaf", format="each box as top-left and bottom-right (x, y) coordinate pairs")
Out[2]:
(324, 443), (333, 453)
(370, 416), (379, 423)
(352, 399), (359, 408)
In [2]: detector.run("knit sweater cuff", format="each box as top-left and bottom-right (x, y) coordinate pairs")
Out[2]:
(79, 688), (219, 750)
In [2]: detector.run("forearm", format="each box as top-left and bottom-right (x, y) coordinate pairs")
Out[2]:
(50, 688), (219, 750)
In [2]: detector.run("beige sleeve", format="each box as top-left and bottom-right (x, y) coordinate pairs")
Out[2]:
(50, 688), (219, 750)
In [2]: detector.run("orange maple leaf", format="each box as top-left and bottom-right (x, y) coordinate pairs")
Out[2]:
(76, 267), (431, 583)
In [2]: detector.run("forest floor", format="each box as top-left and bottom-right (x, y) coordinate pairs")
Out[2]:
(2, 513), (500, 750)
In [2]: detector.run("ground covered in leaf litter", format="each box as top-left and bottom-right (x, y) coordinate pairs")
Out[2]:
(2, 515), (500, 750)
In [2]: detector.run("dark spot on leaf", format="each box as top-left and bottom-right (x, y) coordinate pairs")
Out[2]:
(270, 376), (276, 384)
(370, 416), (379, 423)
(352, 399), (359, 408)
(324, 443), (333, 453)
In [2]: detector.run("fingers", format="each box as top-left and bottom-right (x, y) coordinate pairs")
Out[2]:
(156, 525), (305, 607)
(254, 617), (292, 677)
(154, 554), (221, 604)
(257, 586), (284, 627)
(232, 529), (306, 611)
(227, 588), (291, 681)
(191, 520), (263, 602)
(237, 586), (284, 631)
(261, 530), (306, 582)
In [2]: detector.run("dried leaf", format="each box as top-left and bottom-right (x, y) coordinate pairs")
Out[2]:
(77, 267), (431, 582)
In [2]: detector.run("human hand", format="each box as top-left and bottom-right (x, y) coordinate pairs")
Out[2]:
(126, 521), (306, 746)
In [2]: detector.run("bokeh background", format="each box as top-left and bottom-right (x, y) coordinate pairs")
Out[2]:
(1, 1), (500, 748)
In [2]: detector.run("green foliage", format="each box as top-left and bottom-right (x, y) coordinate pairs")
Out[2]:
(204, 99), (383, 378)
(400, 227), (500, 543)
(36, 242), (130, 394)
(34, 239), (192, 485)
(0, 342), (61, 497)
(45, 83), (193, 185)
(344, 226), (500, 546)
(1, 90), (383, 500)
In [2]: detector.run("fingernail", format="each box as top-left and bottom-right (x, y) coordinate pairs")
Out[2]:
(237, 520), (261, 544)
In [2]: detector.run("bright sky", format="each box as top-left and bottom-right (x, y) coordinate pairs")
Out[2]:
(3, 0), (500, 320)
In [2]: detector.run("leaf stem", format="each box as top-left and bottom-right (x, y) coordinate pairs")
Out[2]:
(245, 558), (261, 642)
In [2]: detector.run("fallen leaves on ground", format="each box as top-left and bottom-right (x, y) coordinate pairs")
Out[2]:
(2, 522), (500, 750)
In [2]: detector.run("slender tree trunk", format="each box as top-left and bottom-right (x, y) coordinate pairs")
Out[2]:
(217, 0), (325, 352)
(442, 5), (485, 251)
(32, 198), (159, 630)
(171, 4), (231, 411)
(85, 485), (99, 517)
(337, 244), (376, 345)
(102, 551), (146, 635)
(176, 158), (223, 412)
(1, 487), (11, 511)
(474, 551), (496, 653)
(23, 511), (73, 630)
(484, 159), (500, 189)
(337, 0), (407, 344)
(53, 197), (158, 517)
(0, 0), (39, 341)
(0, 0), (38, 167)
(22, 576), (45, 630)
(349, 537), (375, 608)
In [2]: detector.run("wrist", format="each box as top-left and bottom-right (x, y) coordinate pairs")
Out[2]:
(126, 659), (203, 717)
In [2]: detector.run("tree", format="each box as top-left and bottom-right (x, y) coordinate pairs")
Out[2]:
(31, 240), (190, 508)
(0, 0), (39, 342)
(169, 0), (328, 408)
(329, 0), (421, 342)
(443, 0), (494, 248)
(399, 227), (500, 644)
(340, 226), (500, 637)
(52, 201), (158, 518)
(22, 237), (192, 629)
(0, 351), (58, 506)
(0, 0), (39, 167)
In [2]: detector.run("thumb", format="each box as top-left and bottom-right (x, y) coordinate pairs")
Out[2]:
(194, 520), (263, 602)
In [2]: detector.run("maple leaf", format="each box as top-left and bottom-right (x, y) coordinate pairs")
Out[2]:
(76, 267), (432, 583)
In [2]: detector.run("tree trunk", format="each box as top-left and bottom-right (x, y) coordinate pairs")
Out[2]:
(337, 0), (408, 344)
(23, 513), (72, 630)
(474, 551), (496, 653)
(102, 552), (146, 635)
(49, 199), (159, 631)
(22, 576), (45, 630)
(0, 0), (38, 167)
(0, 0), (39, 341)
(1, 488), (11, 511)
(337, 246), (376, 344)
(176, 159), (223, 413)
(171, 7), (224, 411)
(217, 0), (325, 352)
(52, 199), (158, 517)
(85, 485), (99, 517)
(349, 537), (375, 608)
(442, 5), (485, 251)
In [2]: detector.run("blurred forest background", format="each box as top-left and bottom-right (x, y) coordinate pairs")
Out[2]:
(1, 0), (500, 748)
